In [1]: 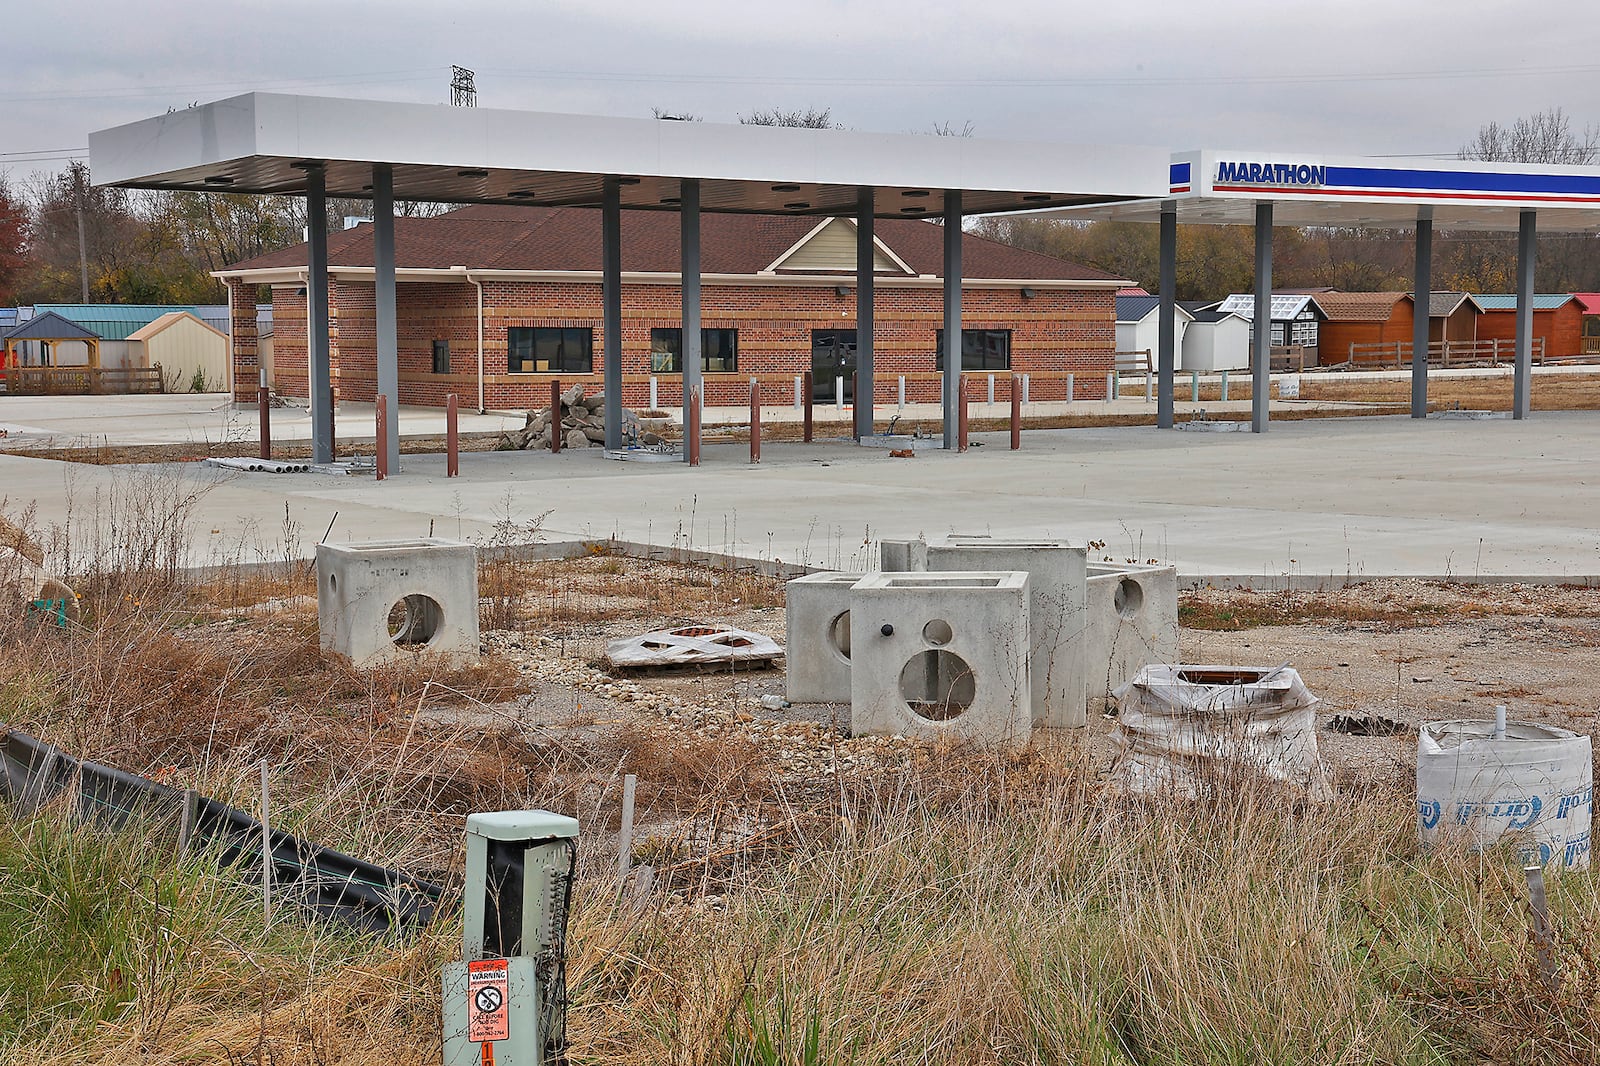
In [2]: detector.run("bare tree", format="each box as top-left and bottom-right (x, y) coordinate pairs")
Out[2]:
(739, 108), (842, 129)
(1460, 107), (1599, 164)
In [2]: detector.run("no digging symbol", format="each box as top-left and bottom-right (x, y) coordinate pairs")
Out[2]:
(466, 958), (510, 1043)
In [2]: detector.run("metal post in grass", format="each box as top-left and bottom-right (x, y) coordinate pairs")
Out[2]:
(177, 788), (198, 854)
(1524, 864), (1560, 992)
(260, 758), (272, 928)
(617, 773), (638, 883)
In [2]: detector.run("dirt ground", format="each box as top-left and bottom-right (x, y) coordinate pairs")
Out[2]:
(421, 559), (1600, 796)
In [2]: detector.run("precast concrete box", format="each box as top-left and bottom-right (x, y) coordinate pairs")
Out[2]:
(784, 572), (864, 704)
(849, 571), (1032, 748)
(316, 538), (480, 667)
(1085, 562), (1178, 708)
(879, 538), (928, 573)
(930, 537), (1090, 729)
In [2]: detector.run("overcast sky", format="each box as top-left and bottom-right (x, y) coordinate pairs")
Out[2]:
(5, 0), (1599, 186)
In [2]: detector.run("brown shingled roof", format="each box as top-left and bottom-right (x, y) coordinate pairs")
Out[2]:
(221, 204), (1119, 282)
(1313, 292), (1406, 322)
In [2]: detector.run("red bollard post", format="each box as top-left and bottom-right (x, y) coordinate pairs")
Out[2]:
(958, 374), (969, 452)
(689, 387), (702, 467)
(258, 369), (272, 460)
(750, 379), (761, 464)
(802, 371), (814, 443)
(1010, 376), (1021, 451)
(446, 392), (459, 477)
(375, 394), (388, 481)
(550, 378), (561, 454)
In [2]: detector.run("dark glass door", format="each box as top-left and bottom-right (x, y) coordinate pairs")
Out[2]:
(811, 329), (857, 403)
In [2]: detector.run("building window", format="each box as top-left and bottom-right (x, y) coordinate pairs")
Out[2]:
(1291, 319), (1318, 347)
(935, 329), (1012, 371)
(507, 327), (593, 373)
(650, 328), (738, 373)
(432, 339), (450, 374)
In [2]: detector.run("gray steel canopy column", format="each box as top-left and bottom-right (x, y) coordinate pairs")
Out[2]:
(855, 187), (875, 441)
(1157, 201), (1177, 428)
(680, 178), (702, 462)
(373, 163), (400, 471)
(942, 190), (963, 450)
(1411, 208), (1432, 419)
(305, 164), (333, 463)
(602, 177), (623, 449)
(1513, 209), (1537, 420)
(1251, 201), (1273, 434)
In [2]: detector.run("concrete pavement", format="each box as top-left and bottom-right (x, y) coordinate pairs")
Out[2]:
(3, 400), (1598, 581)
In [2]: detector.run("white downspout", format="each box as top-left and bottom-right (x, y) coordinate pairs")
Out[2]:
(462, 268), (485, 413)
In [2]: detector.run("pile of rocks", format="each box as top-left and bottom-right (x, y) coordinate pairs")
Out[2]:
(498, 383), (642, 451)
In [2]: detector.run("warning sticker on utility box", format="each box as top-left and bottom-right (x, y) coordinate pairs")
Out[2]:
(467, 959), (510, 1043)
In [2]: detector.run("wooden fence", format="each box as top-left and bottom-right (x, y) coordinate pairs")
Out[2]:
(1344, 338), (1547, 368)
(5, 366), (164, 396)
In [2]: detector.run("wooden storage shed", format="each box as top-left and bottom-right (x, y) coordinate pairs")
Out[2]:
(128, 311), (231, 393)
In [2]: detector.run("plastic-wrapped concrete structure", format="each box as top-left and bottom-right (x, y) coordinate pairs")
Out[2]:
(316, 538), (480, 667)
(1108, 664), (1332, 800)
(1417, 718), (1592, 869)
(848, 571), (1032, 748)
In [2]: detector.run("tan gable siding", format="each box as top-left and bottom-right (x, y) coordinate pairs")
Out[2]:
(776, 219), (904, 273)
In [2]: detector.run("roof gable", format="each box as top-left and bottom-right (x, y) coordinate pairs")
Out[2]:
(765, 217), (913, 274)
(1214, 293), (1324, 321)
(3, 310), (101, 341)
(1116, 295), (1194, 323)
(127, 311), (227, 343)
(1473, 294), (1576, 311)
(1314, 292), (1405, 322)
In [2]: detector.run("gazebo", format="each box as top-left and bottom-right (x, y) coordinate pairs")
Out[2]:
(2, 312), (104, 393)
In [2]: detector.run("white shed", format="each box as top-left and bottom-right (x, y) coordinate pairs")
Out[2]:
(1180, 307), (1252, 373)
(127, 311), (231, 393)
(1115, 295), (1191, 363)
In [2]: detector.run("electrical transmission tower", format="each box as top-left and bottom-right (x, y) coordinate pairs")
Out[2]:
(450, 66), (477, 107)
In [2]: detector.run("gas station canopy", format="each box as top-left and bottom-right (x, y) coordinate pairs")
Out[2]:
(87, 92), (1169, 217)
(1066, 148), (1600, 232)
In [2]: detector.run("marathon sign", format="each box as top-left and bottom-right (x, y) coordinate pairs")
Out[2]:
(1215, 161), (1326, 188)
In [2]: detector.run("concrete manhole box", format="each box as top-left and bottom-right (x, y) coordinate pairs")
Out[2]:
(848, 571), (1032, 748)
(316, 538), (479, 667)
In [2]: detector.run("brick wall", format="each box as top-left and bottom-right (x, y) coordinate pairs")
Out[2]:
(228, 278), (259, 402)
(255, 277), (1117, 409)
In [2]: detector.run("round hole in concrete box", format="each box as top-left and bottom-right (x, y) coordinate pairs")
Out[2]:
(1114, 577), (1144, 619)
(387, 594), (444, 646)
(899, 649), (976, 722)
(329, 573), (338, 592)
(922, 619), (953, 646)
(828, 611), (852, 660)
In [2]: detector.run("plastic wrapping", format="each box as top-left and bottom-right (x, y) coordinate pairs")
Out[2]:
(1108, 664), (1333, 800)
(1417, 720), (1592, 869)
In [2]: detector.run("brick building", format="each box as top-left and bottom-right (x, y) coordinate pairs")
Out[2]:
(217, 205), (1125, 411)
